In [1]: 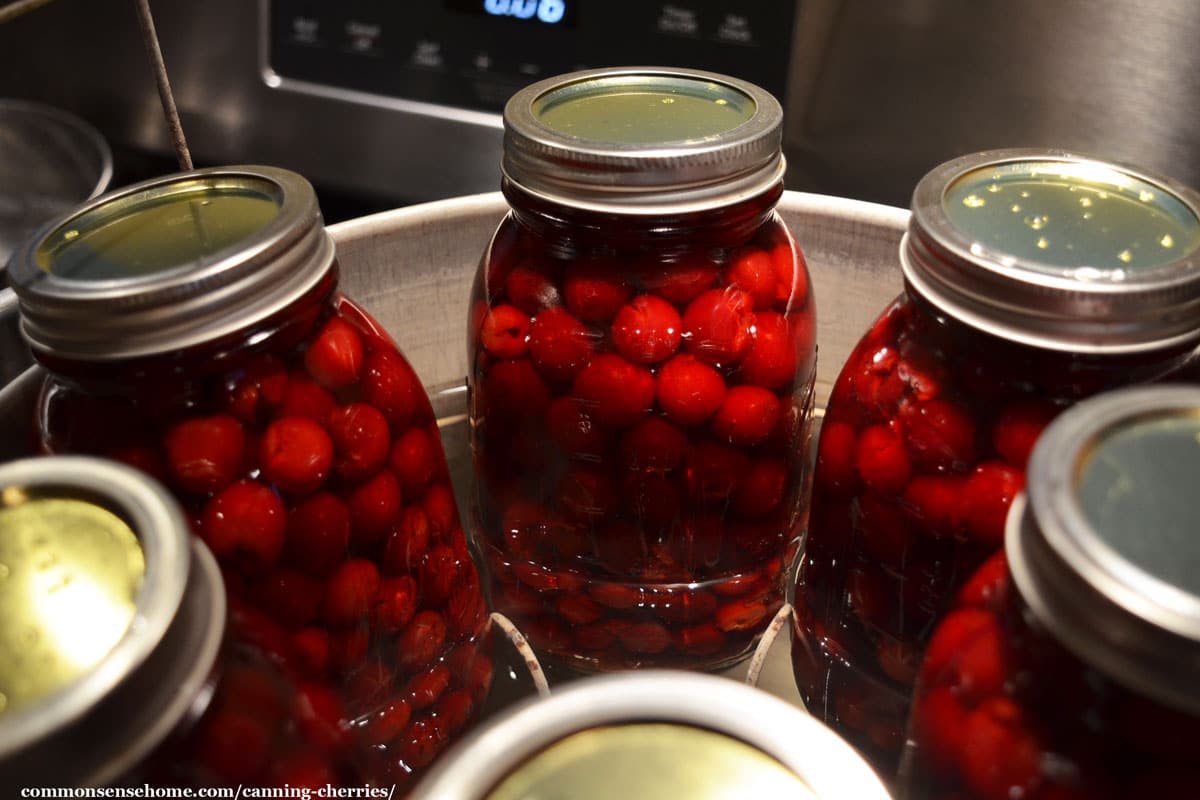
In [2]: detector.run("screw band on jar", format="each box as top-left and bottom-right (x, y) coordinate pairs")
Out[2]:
(7, 165), (334, 361)
(502, 66), (786, 214)
(1008, 384), (1200, 714)
(902, 149), (1200, 353)
(0, 456), (225, 787)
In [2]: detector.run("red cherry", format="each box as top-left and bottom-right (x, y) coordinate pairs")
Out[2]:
(344, 657), (397, 712)
(684, 441), (749, 500)
(304, 316), (364, 390)
(285, 492), (351, 577)
(200, 479), (286, 572)
(421, 484), (458, 539)
(104, 444), (169, 484)
(637, 254), (718, 305)
(397, 716), (449, 770)
(418, 543), (460, 607)
(556, 466), (619, 523)
(920, 608), (996, 689)
(360, 700), (412, 746)
(656, 353), (727, 427)
(291, 627), (330, 676)
(327, 403), (391, 481)
(250, 568), (322, 630)
(857, 492), (913, 566)
(347, 470), (403, 548)
(557, 592), (604, 625)
(682, 288), (755, 366)
(992, 400), (1058, 469)
(709, 385), (781, 447)
(407, 663), (451, 710)
(911, 686), (968, 771)
(437, 689), (476, 732)
(396, 610), (447, 672)
(164, 414), (246, 494)
(715, 595), (770, 632)
(446, 575), (486, 638)
(563, 260), (634, 323)
(373, 575), (419, 633)
(854, 423), (912, 492)
(279, 372), (338, 422)
(618, 416), (688, 472)
(903, 475), (967, 538)
(959, 698), (1041, 800)
(546, 395), (607, 459)
(292, 681), (352, 753)
(479, 304), (531, 359)
(571, 353), (655, 429)
(269, 750), (337, 791)
(617, 621), (672, 654)
(223, 357), (289, 422)
(899, 398), (977, 471)
(653, 587), (718, 624)
(771, 242), (808, 306)
(962, 461), (1025, 547)
(726, 247), (777, 310)
(813, 420), (859, 495)
(731, 457), (788, 519)
(738, 311), (800, 390)
(389, 425), (437, 497)
(260, 417), (334, 495)
(482, 358), (552, 418)
(327, 624), (370, 675)
(361, 348), (423, 431)
(588, 580), (646, 609)
(505, 257), (563, 315)
(194, 710), (271, 783)
(956, 551), (1010, 611)
(321, 559), (382, 627)
(528, 306), (595, 384)
(674, 623), (727, 656)
(575, 621), (618, 651)
(624, 472), (682, 535)
(384, 505), (431, 575)
(612, 294), (683, 365)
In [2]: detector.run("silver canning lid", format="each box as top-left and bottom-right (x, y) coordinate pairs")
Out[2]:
(902, 148), (1200, 353)
(409, 671), (891, 800)
(6, 164), (334, 361)
(1008, 385), (1200, 714)
(502, 67), (786, 214)
(0, 456), (225, 785)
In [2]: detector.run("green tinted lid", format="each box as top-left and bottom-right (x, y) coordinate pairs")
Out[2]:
(503, 67), (784, 213)
(487, 724), (814, 800)
(7, 165), (333, 361)
(904, 149), (1200, 353)
(1012, 385), (1200, 714)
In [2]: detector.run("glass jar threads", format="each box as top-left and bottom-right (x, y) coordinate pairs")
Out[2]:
(468, 67), (817, 672)
(5, 166), (492, 786)
(791, 149), (1200, 775)
(900, 385), (1200, 800)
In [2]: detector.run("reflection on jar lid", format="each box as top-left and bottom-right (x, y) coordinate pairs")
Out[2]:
(533, 75), (757, 145)
(34, 177), (283, 281)
(486, 723), (815, 800)
(904, 149), (1200, 353)
(503, 67), (784, 214)
(7, 165), (333, 362)
(0, 491), (144, 714)
(1012, 385), (1200, 715)
(943, 160), (1200, 271)
(1076, 408), (1200, 598)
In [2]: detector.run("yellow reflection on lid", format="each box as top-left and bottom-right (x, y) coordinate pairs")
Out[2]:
(485, 723), (815, 800)
(0, 492), (144, 714)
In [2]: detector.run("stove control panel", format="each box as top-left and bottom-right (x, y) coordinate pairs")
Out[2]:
(265, 1), (796, 114)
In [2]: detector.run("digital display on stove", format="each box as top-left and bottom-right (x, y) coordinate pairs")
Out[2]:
(445, 0), (577, 27)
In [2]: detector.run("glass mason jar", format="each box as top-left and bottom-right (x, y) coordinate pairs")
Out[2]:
(468, 68), (817, 672)
(791, 150), (1200, 775)
(899, 385), (1200, 800)
(5, 167), (492, 785)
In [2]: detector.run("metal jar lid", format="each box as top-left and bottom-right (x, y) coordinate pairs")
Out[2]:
(0, 456), (225, 786)
(5, 164), (334, 361)
(502, 66), (785, 214)
(902, 148), (1200, 353)
(408, 671), (891, 800)
(1008, 385), (1200, 714)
